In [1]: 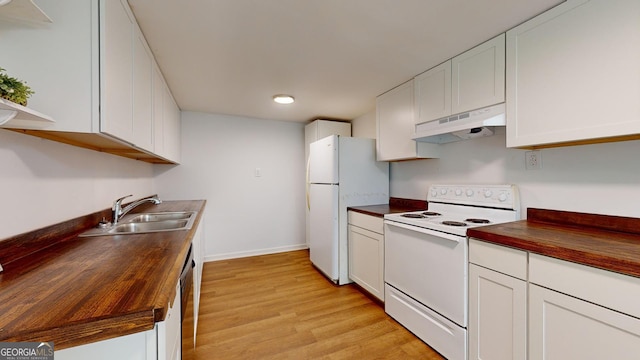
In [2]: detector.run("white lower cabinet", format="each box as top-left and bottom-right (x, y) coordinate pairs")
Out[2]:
(528, 253), (640, 360)
(469, 239), (527, 360)
(348, 211), (384, 301)
(192, 219), (205, 343)
(529, 284), (640, 360)
(469, 264), (527, 360)
(470, 238), (640, 360)
(157, 282), (181, 360)
(55, 282), (181, 360)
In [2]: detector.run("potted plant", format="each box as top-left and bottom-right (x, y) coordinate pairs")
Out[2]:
(0, 67), (34, 106)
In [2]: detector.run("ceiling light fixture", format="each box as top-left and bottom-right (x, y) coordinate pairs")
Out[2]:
(273, 94), (295, 105)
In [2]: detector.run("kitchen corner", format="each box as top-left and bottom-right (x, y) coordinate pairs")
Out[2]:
(0, 198), (206, 351)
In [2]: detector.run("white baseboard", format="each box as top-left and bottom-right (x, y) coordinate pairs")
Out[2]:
(204, 244), (309, 262)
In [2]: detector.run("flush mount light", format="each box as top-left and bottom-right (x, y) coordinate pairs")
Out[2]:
(273, 94), (295, 104)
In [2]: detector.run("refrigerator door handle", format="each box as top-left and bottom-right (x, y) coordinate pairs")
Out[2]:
(306, 157), (311, 211)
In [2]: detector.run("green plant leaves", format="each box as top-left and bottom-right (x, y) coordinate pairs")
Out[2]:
(0, 67), (34, 106)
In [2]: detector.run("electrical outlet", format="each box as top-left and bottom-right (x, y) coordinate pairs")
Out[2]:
(255, 167), (262, 177)
(525, 150), (542, 170)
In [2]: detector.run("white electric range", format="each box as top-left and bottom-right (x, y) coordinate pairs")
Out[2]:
(384, 184), (520, 360)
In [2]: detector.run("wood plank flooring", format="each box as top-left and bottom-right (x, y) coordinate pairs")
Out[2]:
(189, 249), (444, 359)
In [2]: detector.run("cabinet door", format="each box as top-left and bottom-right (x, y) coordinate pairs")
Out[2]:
(152, 64), (166, 155)
(191, 219), (205, 342)
(506, 0), (640, 148)
(348, 223), (384, 301)
(162, 85), (181, 163)
(469, 264), (527, 360)
(452, 34), (505, 115)
(376, 80), (416, 161)
(157, 282), (181, 360)
(376, 81), (439, 161)
(133, 27), (154, 151)
(529, 284), (640, 360)
(100, 0), (135, 143)
(414, 61), (451, 124)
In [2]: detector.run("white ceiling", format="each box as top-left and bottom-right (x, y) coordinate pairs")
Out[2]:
(127, 0), (563, 123)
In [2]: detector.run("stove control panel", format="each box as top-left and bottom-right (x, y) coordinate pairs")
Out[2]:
(427, 184), (519, 209)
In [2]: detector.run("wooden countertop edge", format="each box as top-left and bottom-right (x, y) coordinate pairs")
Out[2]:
(2, 309), (155, 350)
(466, 229), (640, 278)
(467, 208), (640, 278)
(348, 198), (428, 217)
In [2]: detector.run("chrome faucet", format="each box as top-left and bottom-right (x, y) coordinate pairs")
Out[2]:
(112, 194), (162, 225)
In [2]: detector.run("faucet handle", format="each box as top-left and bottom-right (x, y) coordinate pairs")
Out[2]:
(112, 194), (133, 210)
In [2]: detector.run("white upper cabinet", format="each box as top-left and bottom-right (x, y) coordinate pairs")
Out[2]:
(161, 83), (181, 163)
(506, 0), (640, 148)
(451, 34), (505, 115)
(376, 80), (440, 161)
(132, 26), (154, 152)
(414, 62), (451, 123)
(151, 63), (182, 163)
(0, 0), (180, 163)
(100, 0), (135, 144)
(414, 34), (505, 125)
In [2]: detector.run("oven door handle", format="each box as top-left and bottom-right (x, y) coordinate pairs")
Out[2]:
(384, 220), (462, 243)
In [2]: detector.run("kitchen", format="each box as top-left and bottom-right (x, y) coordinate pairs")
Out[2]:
(1, 0), (640, 359)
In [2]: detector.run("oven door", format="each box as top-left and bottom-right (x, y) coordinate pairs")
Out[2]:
(384, 220), (468, 327)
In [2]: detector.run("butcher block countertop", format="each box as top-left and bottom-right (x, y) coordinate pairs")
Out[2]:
(467, 208), (640, 278)
(348, 197), (428, 217)
(0, 199), (206, 350)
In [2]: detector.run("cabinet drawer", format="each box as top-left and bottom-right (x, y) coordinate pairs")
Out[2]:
(469, 238), (527, 280)
(530, 254), (640, 319)
(348, 211), (383, 234)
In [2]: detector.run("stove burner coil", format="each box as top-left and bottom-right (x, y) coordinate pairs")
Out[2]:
(441, 221), (467, 227)
(401, 213), (424, 219)
(465, 218), (491, 224)
(422, 211), (442, 216)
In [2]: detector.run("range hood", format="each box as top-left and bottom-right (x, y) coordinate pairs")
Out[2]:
(412, 103), (505, 144)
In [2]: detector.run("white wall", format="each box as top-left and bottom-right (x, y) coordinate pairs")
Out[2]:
(352, 111), (640, 218)
(0, 129), (154, 239)
(153, 111), (306, 261)
(351, 111), (376, 139)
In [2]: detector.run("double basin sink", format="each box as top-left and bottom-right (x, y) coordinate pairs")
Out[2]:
(80, 211), (197, 237)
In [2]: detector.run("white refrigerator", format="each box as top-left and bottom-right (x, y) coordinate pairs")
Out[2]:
(308, 135), (389, 285)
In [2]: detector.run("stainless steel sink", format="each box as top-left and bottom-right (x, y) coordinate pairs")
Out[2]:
(128, 211), (195, 223)
(109, 219), (189, 233)
(79, 211), (197, 237)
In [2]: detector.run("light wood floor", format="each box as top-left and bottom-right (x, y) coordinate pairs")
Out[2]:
(189, 249), (444, 359)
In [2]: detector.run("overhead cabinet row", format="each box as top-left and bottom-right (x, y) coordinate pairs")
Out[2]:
(377, 0), (640, 161)
(0, 0), (181, 163)
(376, 34), (505, 161)
(414, 34), (505, 125)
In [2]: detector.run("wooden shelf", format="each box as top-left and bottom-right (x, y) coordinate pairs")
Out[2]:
(0, 98), (54, 129)
(0, 0), (52, 23)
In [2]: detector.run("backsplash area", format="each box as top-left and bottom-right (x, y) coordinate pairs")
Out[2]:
(0, 129), (154, 239)
(352, 114), (640, 218)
